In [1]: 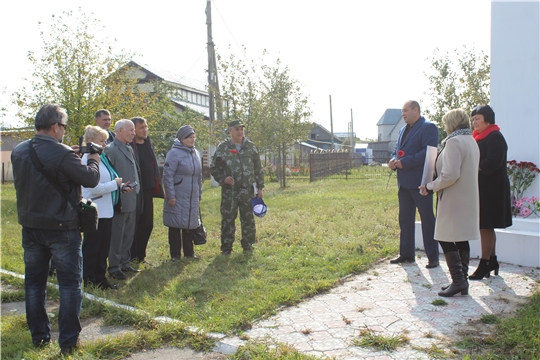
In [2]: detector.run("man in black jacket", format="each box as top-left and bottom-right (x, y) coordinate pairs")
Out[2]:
(130, 117), (163, 262)
(11, 103), (100, 355)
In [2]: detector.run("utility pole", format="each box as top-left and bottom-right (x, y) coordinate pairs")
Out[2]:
(206, 0), (222, 186)
(329, 95), (334, 150)
(350, 108), (355, 152)
(206, 0), (223, 135)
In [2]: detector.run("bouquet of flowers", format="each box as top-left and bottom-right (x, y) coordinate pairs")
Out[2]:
(507, 160), (540, 200)
(386, 150), (404, 188)
(512, 196), (540, 218)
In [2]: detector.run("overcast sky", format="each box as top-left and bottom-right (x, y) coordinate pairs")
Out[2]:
(0, 0), (491, 139)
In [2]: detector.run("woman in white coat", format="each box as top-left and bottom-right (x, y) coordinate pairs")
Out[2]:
(420, 109), (480, 297)
(81, 125), (124, 290)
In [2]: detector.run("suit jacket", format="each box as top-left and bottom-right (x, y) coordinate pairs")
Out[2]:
(104, 138), (140, 213)
(391, 117), (438, 189)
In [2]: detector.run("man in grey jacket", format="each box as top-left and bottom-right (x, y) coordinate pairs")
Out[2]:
(11, 103), (100, 355)
(105, 119), (141, 280)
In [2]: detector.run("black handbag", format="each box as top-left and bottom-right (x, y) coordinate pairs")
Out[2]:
(29, 140), (99, 233)
(77, 199), (99, 233)
(189, 209), (206, 245)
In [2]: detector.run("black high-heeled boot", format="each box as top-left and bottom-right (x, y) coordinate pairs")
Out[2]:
(469, 258), (491, 280)
(438, 251), (468, 297)
(441, 249), (469, 290)
(490, 255), (500, 275)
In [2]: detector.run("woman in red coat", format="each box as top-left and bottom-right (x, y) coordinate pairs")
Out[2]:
(469, 105), (512, 280)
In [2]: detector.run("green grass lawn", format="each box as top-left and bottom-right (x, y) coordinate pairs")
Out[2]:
(2, 177), (539, 359)
(1, 177), (399, 358)
(1, 178), (400, 332)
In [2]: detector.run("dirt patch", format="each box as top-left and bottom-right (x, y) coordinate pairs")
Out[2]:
(443, 291), (533, 357)
(1, 300), (227, 359)
(1, 299), (58, 317)
(125, 347), (227, 360)
(77, 317), (135, 343)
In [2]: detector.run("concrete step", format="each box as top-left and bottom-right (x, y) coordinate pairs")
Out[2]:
(415, 217), (540, 267)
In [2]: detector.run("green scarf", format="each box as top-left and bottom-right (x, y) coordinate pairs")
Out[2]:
(100, 153), (120, 205)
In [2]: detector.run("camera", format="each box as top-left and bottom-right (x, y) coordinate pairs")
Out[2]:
(80, 142), (103, 155)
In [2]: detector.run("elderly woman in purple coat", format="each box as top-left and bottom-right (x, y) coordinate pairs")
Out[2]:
(162, 125), (202, 261)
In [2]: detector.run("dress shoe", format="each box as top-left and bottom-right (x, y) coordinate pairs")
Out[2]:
(221, 250), (231, 256)
(109, 270), (127, 280)
(97, 279), (118, 290)
(185, 255), (199, 259)
(425, 261), (439, 269)
(122, 265), (141, 273)
(171, 257), (180, 261)
(86, 278), (117, 289)
(390, 256), (415, 264)
(33, 338), (51, 348)
(60, 346), (76, 355)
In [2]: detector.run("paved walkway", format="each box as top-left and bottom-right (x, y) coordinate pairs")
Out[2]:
(215, 252), (540, 359)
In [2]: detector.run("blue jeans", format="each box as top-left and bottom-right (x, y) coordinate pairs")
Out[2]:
(22, 227), (83, 349)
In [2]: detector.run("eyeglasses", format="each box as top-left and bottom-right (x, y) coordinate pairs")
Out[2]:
(56, 123), (67, 129)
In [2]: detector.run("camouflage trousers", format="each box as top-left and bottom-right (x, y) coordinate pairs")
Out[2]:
(220, 187), (256, 252)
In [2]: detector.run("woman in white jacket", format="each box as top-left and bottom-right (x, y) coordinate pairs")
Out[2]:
(420, 109), (480, 297)
(81, 126), (123, 290)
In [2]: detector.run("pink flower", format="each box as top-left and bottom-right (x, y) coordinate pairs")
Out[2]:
(520, 207), (531, 217)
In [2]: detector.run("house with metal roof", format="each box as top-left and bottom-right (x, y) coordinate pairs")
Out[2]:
(305, 124), (344, 150)
(369, 108), (404, 162)
(376, 108), (404, 143)
(125, 61), (210, 118)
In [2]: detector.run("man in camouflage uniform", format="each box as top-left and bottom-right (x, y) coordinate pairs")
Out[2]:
(210, 120), (264, 255)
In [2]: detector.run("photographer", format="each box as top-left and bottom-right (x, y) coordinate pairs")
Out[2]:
(11, 104), (100, 355)
(81, 125), (130, 290)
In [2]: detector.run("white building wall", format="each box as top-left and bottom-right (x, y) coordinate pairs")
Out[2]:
(491, 0), (540, 197)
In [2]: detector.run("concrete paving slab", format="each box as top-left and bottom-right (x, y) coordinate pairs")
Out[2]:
(218, 252), (540, 359)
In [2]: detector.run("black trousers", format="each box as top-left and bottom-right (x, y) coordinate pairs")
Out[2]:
(82, 217), (113, 282)
(131, 189), (154, 261)
(168, 227), (194, 258)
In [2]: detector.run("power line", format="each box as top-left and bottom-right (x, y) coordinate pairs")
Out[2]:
(183, 48), (207, 79)
(211, 0), (246, 59)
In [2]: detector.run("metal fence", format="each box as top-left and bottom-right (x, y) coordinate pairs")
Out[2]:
(256, 152), (393, 184)
(309, 152), (391, 182)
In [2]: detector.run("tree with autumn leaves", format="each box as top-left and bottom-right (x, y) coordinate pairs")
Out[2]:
(423, 46), (490, 142)
(217, 50), (313, 188)
(12, 8), (207, 157)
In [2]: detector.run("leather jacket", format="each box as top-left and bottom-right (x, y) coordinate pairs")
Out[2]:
(11, 134), (100, 230)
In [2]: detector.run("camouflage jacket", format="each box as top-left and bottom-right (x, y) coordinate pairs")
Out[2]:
(210, 137), (264, 191)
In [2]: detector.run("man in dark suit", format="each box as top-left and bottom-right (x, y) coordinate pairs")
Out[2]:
(130, 117), (163, 263)
(388, 100), (439, 268)
(104, 119), (141, 280)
